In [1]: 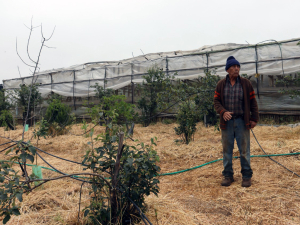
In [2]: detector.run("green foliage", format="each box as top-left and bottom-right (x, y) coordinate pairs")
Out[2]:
(46, 93), (63, 104)
(193, 70), (220, 126)
(156, 70), (220, 143)
(14, 84), (42, 112)
(92, 83), (115, 100)
(45, 99), (74, 136)
(174, 101), (198, 144)
(0, 90), (11, 112)
(0, 141), (38, 224)
(276, 74), (300, 98)
(0, 110), (14, 130)
(33, 118), (49, 145)
(0, 161), (23, 224)
(88, 95), (136, 126)
(82, 114), (160, 224)
(13, 84), (42, 126)
(137, 65), (173, 126)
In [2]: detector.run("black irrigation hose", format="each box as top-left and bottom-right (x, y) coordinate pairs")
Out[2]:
(0, 141), (14, 147)
(0, 143), (17, 154)
(34, 144), (83, 165)
(78, 182), (85, 224)
(251, 129), (300, 177)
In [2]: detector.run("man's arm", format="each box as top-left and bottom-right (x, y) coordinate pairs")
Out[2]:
(249, 83), (259, 128)
(213, 82), (228, 118)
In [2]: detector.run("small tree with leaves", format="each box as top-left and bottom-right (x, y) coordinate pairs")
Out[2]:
(0, 90), (14, 130)
(276, 74), (300, 99)
(82, 112), (160, 224)
(14, 84), (42, 126)
(137, 65), (173, 126)
(44, 96), (74, 136)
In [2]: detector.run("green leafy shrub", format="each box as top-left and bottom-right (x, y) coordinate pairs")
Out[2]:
(0, 110), (14, 130)
(174, 101), (198, 144)
(92, 83), (115, 100)
(137, 65), (173, 126)
(193, 70), (220, 126)
(45, 99), (74, 135)
(82, 113), (160, 224)
(33, 118), (49, 145)
(89, 95), (136, 125)
(276, 74), (300, 98)
(14, 84), (42, 126)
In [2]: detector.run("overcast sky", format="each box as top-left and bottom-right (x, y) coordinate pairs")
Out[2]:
(1, 0), (299, 83)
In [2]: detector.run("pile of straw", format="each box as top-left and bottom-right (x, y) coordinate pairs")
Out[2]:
(1, 122), (299, 224)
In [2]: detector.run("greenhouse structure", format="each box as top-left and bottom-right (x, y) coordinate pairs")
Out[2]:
(3, 38), (300, 120)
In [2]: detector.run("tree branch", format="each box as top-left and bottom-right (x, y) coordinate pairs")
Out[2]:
(16, 38), (35, 68)
(26, 17), (38, 64)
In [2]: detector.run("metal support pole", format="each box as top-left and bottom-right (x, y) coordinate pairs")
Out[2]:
(73, 71), (76, 110)
(206, 53), (209, 72)
(88, 79), (90, 107)
(104, 66), (107, 91)
(255, 45), (260, 98)
(50, 73), (53, 93)
(166, 56), (169, 76)
(131, 63), (134, 104)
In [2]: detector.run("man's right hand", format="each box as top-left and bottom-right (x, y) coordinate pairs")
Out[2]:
(223, 111), (233, 121)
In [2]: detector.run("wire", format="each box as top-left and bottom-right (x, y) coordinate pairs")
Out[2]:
(251, 129), (300, 177)
(0, 143), (17, 154)
(78, 182), (85, 224)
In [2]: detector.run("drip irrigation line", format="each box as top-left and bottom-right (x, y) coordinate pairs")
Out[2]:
(34, 144), (83, 165)
(35, 151), (96, 184)
(0, 141), (14, 147)
(78, 182), (85, 224)
(0, 143), (17, 154)
(159, 152), (300, 176)
(2, 152), (299, 177)
(251, 129), (300, 177)
(0, 135), (85, 166)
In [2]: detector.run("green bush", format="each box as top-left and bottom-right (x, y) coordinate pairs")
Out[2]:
(174, 101), (198, 144)
(193, 70), (220, 126)
(82, 113), (160, 224)
(137, 65), (173, 126)
(0, 110), (14, 130)
(14, 84), (42, 126)
(45, 99), (74, 135)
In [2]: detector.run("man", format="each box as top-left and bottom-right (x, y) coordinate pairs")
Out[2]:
(214, 56), (259, 187)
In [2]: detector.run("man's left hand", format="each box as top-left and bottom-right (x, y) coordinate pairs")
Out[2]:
(250, 121), (257, 128)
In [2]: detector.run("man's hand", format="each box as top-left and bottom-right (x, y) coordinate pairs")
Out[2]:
(250, 121), (257, 129)
(223, 112), (233, 121)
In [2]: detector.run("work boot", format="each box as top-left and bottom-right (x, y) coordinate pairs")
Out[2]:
(221, 177), (234, 186)
(242, 178), (251, 187)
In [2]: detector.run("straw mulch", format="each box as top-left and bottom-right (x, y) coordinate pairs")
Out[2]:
(0, 122), (300, 225)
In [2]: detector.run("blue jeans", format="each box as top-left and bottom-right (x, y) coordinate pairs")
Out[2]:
(221, 118), (252, 179)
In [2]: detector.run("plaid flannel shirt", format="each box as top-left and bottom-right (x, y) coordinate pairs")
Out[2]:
(224, 75), (244, 116)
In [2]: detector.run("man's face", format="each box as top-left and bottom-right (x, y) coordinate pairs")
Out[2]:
(226, 65), (240, 78)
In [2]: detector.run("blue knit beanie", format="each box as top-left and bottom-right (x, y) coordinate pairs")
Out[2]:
(225, 56), (240, 71)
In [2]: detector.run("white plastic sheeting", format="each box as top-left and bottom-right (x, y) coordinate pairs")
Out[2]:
(3, 38), (300, 115)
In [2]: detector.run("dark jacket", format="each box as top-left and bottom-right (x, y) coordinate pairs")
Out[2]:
(214, 75), (259, 130)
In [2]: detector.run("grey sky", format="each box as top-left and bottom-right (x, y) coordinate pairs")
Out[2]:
(1, 0), (299, 83)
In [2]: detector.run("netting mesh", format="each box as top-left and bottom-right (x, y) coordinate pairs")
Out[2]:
(4, 38), (300, 115)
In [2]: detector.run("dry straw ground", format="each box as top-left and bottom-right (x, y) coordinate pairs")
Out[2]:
(1, 122), (300, 225)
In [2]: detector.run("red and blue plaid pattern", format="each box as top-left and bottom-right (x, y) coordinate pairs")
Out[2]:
(224, 75), (244, 116)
